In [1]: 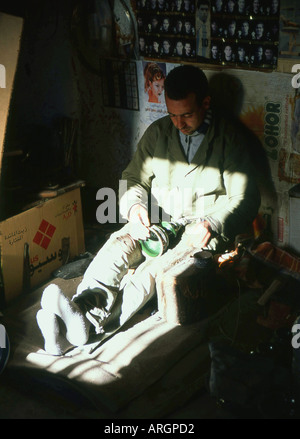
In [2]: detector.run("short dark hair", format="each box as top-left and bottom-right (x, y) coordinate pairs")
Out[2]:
(164, 65), (209, 105)
(197, 0), (210, 7)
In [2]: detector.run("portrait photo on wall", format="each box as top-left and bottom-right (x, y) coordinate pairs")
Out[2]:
(136, 0), (197, 61)
(208, 0), (280, 68)
(136, 0), (280, 69)
(143, 61), (166, 104)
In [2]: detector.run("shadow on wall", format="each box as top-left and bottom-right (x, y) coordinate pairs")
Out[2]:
(208, 72), (277, 211)
(209, 72), (245, 119)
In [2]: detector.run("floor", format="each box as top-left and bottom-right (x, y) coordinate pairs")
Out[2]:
(0, 375), (222, 419)
(0, 224), (222, 420)
(0, 224), (299, 420)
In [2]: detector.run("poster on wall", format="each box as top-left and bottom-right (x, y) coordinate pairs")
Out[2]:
(136, 0), (280, 70)
(138, 60), (181, 125)
(208, 0), (280, 68)
(226, 68), (298, 245)
(136, 0), (197, 61)
(278, 0), (300, 59)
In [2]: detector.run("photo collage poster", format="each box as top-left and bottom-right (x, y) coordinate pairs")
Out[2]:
(137, 0), (197, 61)
(136, 0), (280, 69)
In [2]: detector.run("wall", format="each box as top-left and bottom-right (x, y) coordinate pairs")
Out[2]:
(0, 1), (81, 220)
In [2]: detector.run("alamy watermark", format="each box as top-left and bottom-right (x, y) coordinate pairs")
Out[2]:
(0, 64), (6, 88)
(95, 180), (205, 225)
(0, 324), (6, 349)
(291, 64), (300, 89)
(292, 324), (300, 349)
(290, 66), (300, 349)
(0, 323), (9, 375)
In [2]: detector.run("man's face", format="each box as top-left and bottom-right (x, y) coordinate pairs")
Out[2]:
(238, 0), (245, 10)
(228, 23), (236, 34)
(265, 49), (273, 59)
(166, 92), (210, 135)
(241, 21), (249, 34)
(256, 46), (263, 57)
(152, 18), (158, 28)
(176, 42), (183, 53)
(227, 0), (235, 11)
(224, 45), (232, 58)
(215, 0), (222, 10)
(163, 19), (169, 30)
(238, 47), (245, 59)
(176, 20), (183, 30)
(199, 5), (209, 23)
(211, 45), (218, 57)
(163, 40), (170, 52)
(253, 0), (259, 11)
(185, 43), (191, 54)
(185, 21), (191, 32)
(256, 23), (264, 38)
(271, 0), (278, 11)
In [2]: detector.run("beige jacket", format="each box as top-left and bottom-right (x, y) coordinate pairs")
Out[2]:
(120, 114), (261, 243)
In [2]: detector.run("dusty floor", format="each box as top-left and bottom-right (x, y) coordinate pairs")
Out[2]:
(0, 225), (299, 420)
(0, 370), (233, 420)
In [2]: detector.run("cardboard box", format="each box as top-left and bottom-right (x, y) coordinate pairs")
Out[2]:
(0, 187), (85, 303)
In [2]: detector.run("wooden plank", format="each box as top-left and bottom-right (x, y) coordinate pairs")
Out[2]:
(0, 13), (23, 177)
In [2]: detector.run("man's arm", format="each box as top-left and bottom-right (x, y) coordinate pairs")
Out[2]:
(119, 124), (158, 240)
(206, 125), (261, 243)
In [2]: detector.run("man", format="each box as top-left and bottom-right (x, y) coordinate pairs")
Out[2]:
(211, 43), (220, 60)
(150, 17), (159, 32)
(213, 0), (223, 12)
(174, 40), (184, 56)
(173, 0), (183, 11)
(263, 47), (277, 65)
(37, 66), (261, 355)
(237, 45), (248, 63)
(198, 0), (209, 23)
(161, 18), (171, 33)
(251, 45), (263, 64)
(173, 19), (183, 34)
(157, 0), (169, 11)
(225, 0), (236, 13)
(139, 37), (147, 55)
(197, 0), (210, 58)
(183, 0), (194, 12)
(183, 20), (195, 36)
(270, 0), (279, 15)
(253, 22), (264, 40)
(161, 39), (171, 55)
(211, 20), (219, 37)
(223, 44), (235, 61)
(239, 20), (250, 39)
(227, 20), (237, 37)
(237, 0), (245, 14)
(247, 0), (261, 15)
(183, 41), (195, 57)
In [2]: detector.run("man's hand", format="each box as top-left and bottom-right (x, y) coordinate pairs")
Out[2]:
(128, 204), (151, 241)
(184, 220), (212, 249)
